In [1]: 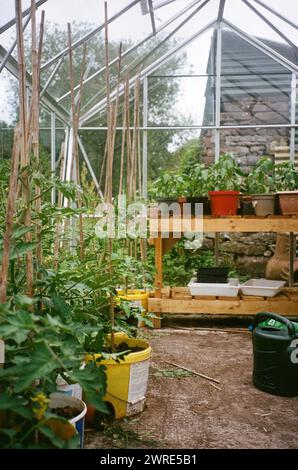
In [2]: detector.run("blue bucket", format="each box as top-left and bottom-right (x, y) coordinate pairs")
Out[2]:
(49, 393), (87, 448)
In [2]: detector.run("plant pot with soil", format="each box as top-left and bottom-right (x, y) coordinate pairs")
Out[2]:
(181, 162), (211, 215)
(85, 332), (151, 422)
(245, 156), (276, 216)
(207, 154), (243, 216)
(48, 393), (87, 448)
(275, 161), (298, 215)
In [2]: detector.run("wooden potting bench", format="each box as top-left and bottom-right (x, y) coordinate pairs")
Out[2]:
(148, 215), (298, 328)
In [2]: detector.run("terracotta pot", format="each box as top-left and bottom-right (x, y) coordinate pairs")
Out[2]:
(209, 190), (240, 216)
(278, 192), (298, 215)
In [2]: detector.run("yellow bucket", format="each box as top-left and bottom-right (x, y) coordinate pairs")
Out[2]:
(116, 289), (149, 327)
(85, 332), (151, 419)
(116, 289), (149, 311)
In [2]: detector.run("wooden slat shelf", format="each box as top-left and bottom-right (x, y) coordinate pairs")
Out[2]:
(148, 288), (298, 318)
(149, 215), (298, 328)
(149, 215), (298, 235)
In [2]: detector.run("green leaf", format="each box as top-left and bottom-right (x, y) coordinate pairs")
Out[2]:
(0, 242), (38, 261)
(51, 293), (71, 320)
(0, 392), (28, 410)
(15, 344), (59, 392)
(11, 226), (34, 239)
(38, 424), (70, 449)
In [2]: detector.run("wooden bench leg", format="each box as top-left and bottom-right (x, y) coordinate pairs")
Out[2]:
(152, 313), (161, 329)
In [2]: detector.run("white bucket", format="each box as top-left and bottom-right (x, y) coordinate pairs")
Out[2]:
(56, 375), (82, 400)
(49, 392), (87, 448)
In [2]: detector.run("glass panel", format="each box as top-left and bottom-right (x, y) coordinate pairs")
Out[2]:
(148, 75), (215, 126)
(147, 129), (214, 179)
(79, 130), (107, 183)
(152, 0), (219, 29)
(257, 0), (298, 29)
(221, 27), (290, 75)
(219, 127), (291, 171)
(251, 2), (298, 48)
(220, 73), (291, 125)
(224, 0), (290, 46)
(0, 0), (31, 28)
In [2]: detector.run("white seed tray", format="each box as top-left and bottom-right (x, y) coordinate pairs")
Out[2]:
(188, 278), (240, 297)
(240, 279), (286, 297)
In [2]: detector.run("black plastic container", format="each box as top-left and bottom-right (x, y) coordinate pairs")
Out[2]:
(197, 267), (229, 283)
(252, 312), (298, 397)
(240, 196), (254, 215)
(186, 197), (211, 216)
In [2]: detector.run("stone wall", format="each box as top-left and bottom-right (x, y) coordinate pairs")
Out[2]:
(200, 95), (290, 274)
(201, 96), (290, 171)
(203, 233), (277, 278)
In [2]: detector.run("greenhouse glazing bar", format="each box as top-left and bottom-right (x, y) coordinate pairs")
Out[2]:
(0, 13), (32, 74)
(290, 73), (297, 162)
(0, 0), (48, 34)
(242, 0), (298, 52)
(142, 76), (148, 199)
(51, 112), (56, 204)
(252, 0), (298, 30)
(40, 0), (141, 71)
(79, 124), (298, 130)
(215, 21), (222, 162)
(80, 20), (217, 124)
(57, 0), (204, 103)
(223, 20), (298, 73)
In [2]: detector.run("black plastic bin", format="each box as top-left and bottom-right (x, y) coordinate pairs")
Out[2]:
(197, 267), (229, 283)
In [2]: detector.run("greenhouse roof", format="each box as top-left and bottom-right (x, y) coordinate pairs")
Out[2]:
(0, 0), (297, 128)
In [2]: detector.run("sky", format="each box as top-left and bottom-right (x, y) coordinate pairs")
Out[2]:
(0, 0), (297, 125)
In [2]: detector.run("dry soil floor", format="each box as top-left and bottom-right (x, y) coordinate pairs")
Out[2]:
(85, 321), (298, 449)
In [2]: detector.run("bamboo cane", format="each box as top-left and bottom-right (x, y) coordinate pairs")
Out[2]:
(31, 0), (43, 269)
(75, 43), (87, 262)
(67, 24), (86, 261)
(15, 0), (33, 297)
(125, 75), (132, 201)
(0, 127), (21, 303)
(53, 143), (65, 270)
(109, 42), (122, 196)
(103, 1), (115, 352)
(118, 104), (126, 196)
(26, 10), (45, 156)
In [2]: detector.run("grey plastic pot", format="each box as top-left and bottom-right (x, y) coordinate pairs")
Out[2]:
(251, 194), (275, 216)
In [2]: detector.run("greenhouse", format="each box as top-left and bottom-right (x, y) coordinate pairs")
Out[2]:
(0, 0), (297, 454)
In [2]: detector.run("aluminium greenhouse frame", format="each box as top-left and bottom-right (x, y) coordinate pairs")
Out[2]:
(0, 0), (297, 201)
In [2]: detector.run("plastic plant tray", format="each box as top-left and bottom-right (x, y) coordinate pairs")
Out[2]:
(240, 279), (286, 297)
(188, 278), (240, 297)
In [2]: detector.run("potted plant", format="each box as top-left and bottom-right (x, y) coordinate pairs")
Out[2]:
(207, 154), (243, 216)
(85, 331), (151, 421)
(182, 162), (211, 215)
(275, 161), (298, 215)
(148, 172), (186, 216)
(245, 156), (276, 216)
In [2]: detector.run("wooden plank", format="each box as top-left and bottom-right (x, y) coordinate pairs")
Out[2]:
(194, 295), (217, 300)
(148, 298), (298, 316)
(150, 216), (298, 234)
(172, 287), (192, 300)
(218, 296), (240, 301)
(269, 292), (290, 302)
(154, 237), (163, 296)
(241, 294), (265, 301)
(161, 287), (171, 299)
(172, 287), (190, 294)
(162, 237), (179, 254)
(283, 287), (298, 298)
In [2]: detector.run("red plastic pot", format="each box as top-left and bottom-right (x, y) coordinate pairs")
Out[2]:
(209, 190), (240, 216)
